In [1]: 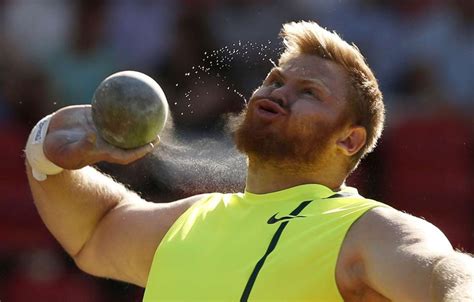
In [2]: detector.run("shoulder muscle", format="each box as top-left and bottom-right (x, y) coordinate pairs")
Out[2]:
(343, 206), (453, 301)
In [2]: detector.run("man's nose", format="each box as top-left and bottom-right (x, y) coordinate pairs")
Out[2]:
(269, 85), (293, 108)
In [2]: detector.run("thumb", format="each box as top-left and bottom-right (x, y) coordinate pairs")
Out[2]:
(104, 140), (158, 165)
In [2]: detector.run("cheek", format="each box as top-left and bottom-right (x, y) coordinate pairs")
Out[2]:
(289, 104), (343, 135)
(293, 101), (340, 120)
(291, 101), (324, 119)
(250, 86), (270, 98)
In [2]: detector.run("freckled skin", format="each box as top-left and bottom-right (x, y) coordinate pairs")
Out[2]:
(92, 72), (168, 149)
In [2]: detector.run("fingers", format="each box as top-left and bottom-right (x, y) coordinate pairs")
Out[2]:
(103, 139), (159, 165)
(151, 135), (160, 146)
(44, 105), (160, 168)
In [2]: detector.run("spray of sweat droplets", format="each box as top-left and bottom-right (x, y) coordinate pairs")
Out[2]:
(172, 40), (283, 115)
(146, 40), (282, 197)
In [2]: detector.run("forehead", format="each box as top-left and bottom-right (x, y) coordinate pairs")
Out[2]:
(278, 54), (349, 100)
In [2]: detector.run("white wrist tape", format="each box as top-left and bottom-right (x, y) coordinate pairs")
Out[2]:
(25, 114), (64, 181)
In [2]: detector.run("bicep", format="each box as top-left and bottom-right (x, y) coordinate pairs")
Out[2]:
(357, 207), (453, 301)
(74, 193), (207, 287)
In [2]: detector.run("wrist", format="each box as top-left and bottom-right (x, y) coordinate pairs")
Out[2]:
(25, 114), (64, 181)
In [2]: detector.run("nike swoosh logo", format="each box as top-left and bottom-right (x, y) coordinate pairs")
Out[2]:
(267, 213), (306, 224)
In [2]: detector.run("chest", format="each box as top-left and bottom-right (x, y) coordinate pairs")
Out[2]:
(146, 199), (363, 301)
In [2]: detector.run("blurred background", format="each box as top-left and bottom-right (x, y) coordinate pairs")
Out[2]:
(0, 0), (473, 300)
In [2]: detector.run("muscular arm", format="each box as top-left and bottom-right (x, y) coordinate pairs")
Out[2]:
(343, 207), (473, 301)
(27, 164), (205, 286)
(25, 106), (208, 287)
(27, 165), (127, 258)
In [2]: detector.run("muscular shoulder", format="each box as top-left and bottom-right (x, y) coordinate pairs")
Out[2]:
(348, 207), (452, 253)
(336, 206), (453, 300)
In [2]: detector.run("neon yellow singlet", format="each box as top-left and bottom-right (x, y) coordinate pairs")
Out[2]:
(143, 184), (386, 301)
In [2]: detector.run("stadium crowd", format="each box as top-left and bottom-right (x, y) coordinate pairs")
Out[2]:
(0, 0), (472, 300)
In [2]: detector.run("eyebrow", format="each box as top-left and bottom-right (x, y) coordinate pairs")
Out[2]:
(268, 68), (285, 80)
(269, 68), (331, 96)
(300, 78), (331, 96)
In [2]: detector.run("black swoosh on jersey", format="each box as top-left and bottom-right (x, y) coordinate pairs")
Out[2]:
(267, 213), (306, 224)
(240, 200), (313, 302)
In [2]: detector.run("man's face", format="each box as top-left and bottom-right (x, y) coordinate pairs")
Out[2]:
(233, 54), (351, 168)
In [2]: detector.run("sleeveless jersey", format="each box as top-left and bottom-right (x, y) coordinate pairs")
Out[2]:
(143, 184), (386, 301)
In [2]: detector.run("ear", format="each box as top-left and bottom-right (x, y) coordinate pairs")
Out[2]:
(336, 126), (367, 157)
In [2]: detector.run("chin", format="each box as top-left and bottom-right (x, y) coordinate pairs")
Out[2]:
(233, 112), (334, 168)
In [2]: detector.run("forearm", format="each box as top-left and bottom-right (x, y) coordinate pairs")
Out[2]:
(430, 252), (474, 301)
(26, 162), (133, 257)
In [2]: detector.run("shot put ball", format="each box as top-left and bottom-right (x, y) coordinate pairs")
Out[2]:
(91, 71), (168, 149)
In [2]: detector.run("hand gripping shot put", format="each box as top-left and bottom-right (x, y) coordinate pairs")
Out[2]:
(25, 70), (168, 181)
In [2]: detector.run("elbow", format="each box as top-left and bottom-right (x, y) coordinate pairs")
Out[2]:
(72, 242), (118, 283)
(430, 252), (474, 301)
(71, 243), (102, 278)
(72, 244), (146, 288)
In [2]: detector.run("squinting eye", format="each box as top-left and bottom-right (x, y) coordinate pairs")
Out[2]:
(303, 89), (315, 97)
(270, 80), (283, 88)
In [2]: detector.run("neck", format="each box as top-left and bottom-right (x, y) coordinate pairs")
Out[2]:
(245, 157), (345, 194)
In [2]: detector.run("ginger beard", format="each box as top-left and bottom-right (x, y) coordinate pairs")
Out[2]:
(232, 102), (346, 171)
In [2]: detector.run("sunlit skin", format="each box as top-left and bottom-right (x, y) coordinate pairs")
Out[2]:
(238, 54), (367, 193)
(26, 42), (472, 301)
